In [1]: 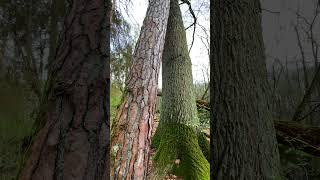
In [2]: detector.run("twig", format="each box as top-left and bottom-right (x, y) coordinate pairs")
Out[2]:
(261, 8), (280, 14)
(180, 0), (197, 53)
(296, 103), (320, 122)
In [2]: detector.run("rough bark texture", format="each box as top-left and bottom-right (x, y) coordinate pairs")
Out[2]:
(211, 1), (281, 179)
(19, 0), (110, 179)
(159, 0), (198, 127)
(110, 0), (170, 179)
(153, 0), (209, 179)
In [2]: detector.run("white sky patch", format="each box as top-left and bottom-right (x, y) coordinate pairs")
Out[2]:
(118, 0), (210, 88)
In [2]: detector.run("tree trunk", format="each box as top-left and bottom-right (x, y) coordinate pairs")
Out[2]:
(294, 26), (312, 123)
(110, 0), (170, 179)
(152, 0), (209, 179)
(19, 0), (110, 179)
(211, 1), (281, 179)
(48, 0), (64, 65)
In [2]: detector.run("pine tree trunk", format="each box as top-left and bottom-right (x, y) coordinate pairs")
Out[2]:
(152, 0), (209, 179)
(211, 1), (281, 179)
(19, 0), (110, 179)
(110, 0), (170, 179)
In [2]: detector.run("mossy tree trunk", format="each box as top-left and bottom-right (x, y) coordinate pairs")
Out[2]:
(153, 0), (209, 179)
(19, 0), (110, 179)
(110, 0), (170, 179)
(211, 1), (281, 179)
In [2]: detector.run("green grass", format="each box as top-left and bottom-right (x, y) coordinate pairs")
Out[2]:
(110, 85), (123, 125)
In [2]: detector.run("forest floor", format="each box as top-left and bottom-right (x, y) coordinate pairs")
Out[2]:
(0, 85), (207, 179)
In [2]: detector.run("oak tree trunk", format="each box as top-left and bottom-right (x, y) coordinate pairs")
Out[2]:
(110, 0), (170, 179)
(19, 0), (111, 179)
(152, 0), (209, 179)
(211, 1), (281, 179)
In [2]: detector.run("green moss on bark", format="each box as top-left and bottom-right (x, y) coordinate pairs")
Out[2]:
(153, 123), (209, 180)
(197, 131), (210, 162)
(151, 123), (162, 148)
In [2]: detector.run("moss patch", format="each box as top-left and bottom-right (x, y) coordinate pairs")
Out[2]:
(153, 123), (209, 180)
(151, 124), (162, 149)
(197, 131), (210, 162)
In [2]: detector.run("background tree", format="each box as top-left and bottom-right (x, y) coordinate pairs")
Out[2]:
(110, 0), (170, 179)
(152, 0), (209, 179)
(211, 1), (281, 179)
(0, 1), (67, 178)
(19, 0), (110, 179)
(110, 7), (134, 93)
(0, 0), (66, 101)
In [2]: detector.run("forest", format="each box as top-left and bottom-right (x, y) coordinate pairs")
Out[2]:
(0, 0), (320, 180)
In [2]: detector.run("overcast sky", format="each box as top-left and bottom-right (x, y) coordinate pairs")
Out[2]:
(117, 0), (319, 88)
(118, 0), (210, 88)
(261, 0), (320, 70)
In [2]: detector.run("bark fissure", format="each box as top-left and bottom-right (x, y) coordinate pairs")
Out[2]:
(110, 0), (170, 179)
(20, 0), (110, 179)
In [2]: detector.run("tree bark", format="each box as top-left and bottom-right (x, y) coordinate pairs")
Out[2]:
(211, 1), (281, 179)
(152, 0), (209, 179)
(19, 0), (110, 179)
(110, 0), (170, 179)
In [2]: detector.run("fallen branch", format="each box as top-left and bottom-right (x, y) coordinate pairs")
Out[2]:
(196, 99), (210, 111)
(157, 94), (320, 157)
(274, 120), (320, 157)
(157, 91), (210, 110)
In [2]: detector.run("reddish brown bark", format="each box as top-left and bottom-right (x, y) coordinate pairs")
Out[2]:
(110, 0), (170, 179)
(19, 0), (111, 179)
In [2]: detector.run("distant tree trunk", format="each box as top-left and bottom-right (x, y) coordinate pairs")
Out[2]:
(211, 1), (281, 179)
(292, 65), (320, 122)
(47, 0), (64, 65)
(110, 0), (170, 179)
(295, 26), (309, 91)
(152, 0), (209, 179)
(19, 0), (110, 179)
(294, 26), (313, 123)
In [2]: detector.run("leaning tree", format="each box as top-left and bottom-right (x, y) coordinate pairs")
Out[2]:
(211, 0), (281, 179)
(110, 0), (170, 179)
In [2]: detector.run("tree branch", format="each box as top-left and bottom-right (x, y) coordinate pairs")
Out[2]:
(180, 0), (197, 53)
